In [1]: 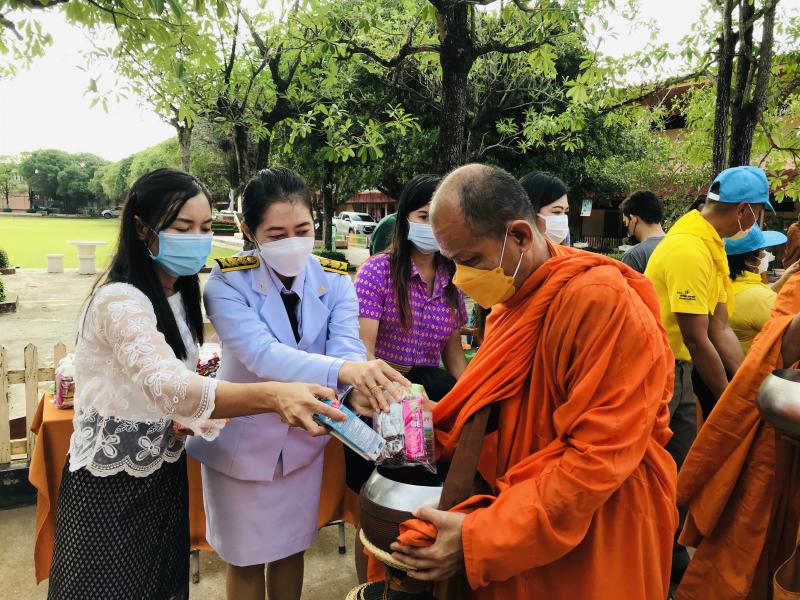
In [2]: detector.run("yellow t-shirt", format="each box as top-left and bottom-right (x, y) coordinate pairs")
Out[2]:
(645, 211), (730, 362)
(729, 271), (776, 353)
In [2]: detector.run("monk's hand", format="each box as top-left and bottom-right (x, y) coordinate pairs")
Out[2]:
(347, 388), (379, 418)
(390, 506), (466, 582)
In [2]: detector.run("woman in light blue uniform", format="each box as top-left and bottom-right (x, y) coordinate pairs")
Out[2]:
(187, 167), (406, 600)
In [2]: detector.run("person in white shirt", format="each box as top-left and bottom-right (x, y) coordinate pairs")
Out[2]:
(47, 168), (344, 600)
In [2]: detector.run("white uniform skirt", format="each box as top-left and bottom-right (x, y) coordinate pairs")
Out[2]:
(201, 451), (325, 566)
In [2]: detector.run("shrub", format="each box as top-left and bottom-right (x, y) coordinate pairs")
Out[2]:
(211, 222), (238, 234)
(0, 248), (8, 269)
(26, 208), (36, 213)
(608, 252), (625, 261)
(1, 207), (11, 213)
(0, 277), (5, 303)
(313, 249), (348, 264)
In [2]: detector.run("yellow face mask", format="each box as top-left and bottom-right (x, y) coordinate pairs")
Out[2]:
(452, 230), (524, 309)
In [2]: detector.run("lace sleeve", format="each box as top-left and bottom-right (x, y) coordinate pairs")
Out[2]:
(91, 283), (220, 440)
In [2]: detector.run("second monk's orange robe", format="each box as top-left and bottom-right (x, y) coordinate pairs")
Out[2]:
(676, 274), (800, 600)
(398, 245), (678, 599)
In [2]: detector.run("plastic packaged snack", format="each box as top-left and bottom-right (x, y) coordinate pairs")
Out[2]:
(374, 384), (436, 474)
(54, 355), (76, 409)
(315, 398), (386, 461)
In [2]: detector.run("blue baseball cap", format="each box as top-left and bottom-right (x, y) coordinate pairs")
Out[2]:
(707, 166), (774, 212)
(725, 223), (787, 255)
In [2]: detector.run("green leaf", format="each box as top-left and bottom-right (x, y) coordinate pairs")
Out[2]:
(149, 0), (166, 14)
(166, 0), (185, 18)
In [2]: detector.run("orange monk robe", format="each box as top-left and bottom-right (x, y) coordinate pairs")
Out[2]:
(398, 245), (677, 599)
(676, 274), (800, 600)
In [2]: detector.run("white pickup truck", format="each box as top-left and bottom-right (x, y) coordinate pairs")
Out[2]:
(333, 211), (378, 235)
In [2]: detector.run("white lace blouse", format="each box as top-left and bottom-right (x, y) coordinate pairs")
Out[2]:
(68, 282), (223, 477)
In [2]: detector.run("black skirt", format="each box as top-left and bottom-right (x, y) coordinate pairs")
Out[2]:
(48, 452), (190, 600)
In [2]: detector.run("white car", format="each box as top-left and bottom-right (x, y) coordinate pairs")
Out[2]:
(334, 212), (377, 235)
(101, 206), (122, 219)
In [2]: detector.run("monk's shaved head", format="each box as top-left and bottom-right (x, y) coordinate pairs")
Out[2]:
(431, 164), (536, 238)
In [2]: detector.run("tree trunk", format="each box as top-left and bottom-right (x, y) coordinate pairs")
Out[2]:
(322, 163), (335, 251)
(255, 135), (271, 171)
(728, 0), (756, 167)
(176, 124), (193, 173)
(728, 0), (777, 167)
(233, 124), (250, 190)
(435, 2), (475, 173)
(712, 0), (736, 178)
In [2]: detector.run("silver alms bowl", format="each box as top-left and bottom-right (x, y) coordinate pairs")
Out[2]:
(757, 369), (800, 439)
(360, 469), (442, 513)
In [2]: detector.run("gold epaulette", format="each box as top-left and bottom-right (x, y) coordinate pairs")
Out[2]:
(314, 255), (349, 275)
(215, 255), (260, 272)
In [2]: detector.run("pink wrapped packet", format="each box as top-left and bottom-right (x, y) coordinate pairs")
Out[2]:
(374, 384), (436, 474)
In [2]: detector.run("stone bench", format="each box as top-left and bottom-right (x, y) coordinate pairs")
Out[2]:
(46, 254), (64, 274)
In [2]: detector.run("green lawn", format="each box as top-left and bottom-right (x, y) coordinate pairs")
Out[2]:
(0, 216), (235, 269)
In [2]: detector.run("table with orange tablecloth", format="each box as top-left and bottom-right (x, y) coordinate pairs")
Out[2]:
(28, 393), (358, 583)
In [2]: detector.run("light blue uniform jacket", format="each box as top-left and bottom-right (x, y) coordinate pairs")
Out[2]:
(186, 251), (366, 482)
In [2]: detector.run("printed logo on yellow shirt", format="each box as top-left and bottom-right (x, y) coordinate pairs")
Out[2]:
(678, 289), (697, 302)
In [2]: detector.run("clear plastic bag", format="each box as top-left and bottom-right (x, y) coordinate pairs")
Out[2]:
(55, 354), (76, 409)
(373, 384), (437, 474)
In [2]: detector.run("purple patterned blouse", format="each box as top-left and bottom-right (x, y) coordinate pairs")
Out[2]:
(354, 253), (466, 368)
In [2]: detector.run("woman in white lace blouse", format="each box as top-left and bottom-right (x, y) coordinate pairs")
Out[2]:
(47, 169), (344, 600)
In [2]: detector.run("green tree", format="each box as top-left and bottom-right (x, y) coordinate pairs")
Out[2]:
(58, 152), (107, 212)
(278, 97), (420, 249)
(19, 148), (72, 204)
(308, 0), (629, 172)
(89, 165), (110, 206)
(0, 156), (26, 208)
(0, 0), (210, 77)
(18, 149), (107, 211)
(101, 155), (134, 203)
(127, 138), (181, 185)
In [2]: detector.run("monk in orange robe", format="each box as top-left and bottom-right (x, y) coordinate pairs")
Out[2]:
(375, 164), (678, 599)
(676, 274), (800, 600)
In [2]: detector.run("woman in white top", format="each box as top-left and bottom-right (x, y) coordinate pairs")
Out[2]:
(47, 169), (344, 600)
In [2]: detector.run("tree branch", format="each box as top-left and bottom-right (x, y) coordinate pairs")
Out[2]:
(0, 13), (22, 39)
(340, 40), (440, 68)
(598, 65), (714, 116)
(760, 116), (800, 160)
(770, 77), (800, 103)
(475, 32), (569, 57)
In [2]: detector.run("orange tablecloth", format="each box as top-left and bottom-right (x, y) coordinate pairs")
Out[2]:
(29, 394), (357, 583)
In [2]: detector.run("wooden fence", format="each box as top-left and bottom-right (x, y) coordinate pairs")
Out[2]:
(0, 342), (66, 465)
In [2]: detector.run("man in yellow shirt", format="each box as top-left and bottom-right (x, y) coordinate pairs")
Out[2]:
(644, 165), (773, 587)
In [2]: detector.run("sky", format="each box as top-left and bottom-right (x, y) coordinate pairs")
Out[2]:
(0, 0), (798, 162)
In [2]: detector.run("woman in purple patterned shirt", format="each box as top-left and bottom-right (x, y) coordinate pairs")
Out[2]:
(349, 174), (468, 581)
(354, 174), (467, 389)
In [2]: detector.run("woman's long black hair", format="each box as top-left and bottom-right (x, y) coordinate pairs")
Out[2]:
(89, 168), (211, 359)
(727, 249), (761, 281)
(519, 171), (568, 212)
(387, 174), (462, 329)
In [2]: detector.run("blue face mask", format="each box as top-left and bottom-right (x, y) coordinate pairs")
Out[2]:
(148, 230), (213, 277)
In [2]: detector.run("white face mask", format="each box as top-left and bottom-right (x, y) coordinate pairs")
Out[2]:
(538, 213), (569, 244)
(407, 221), (440, 254)
(258, 236), (315, 277)
(757, 251), (775, 274)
